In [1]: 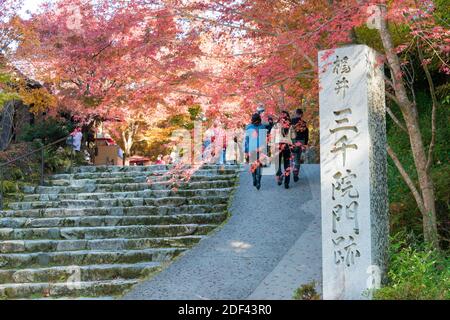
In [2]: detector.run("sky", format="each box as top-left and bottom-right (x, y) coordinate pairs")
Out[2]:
(20, 0), (49, 18)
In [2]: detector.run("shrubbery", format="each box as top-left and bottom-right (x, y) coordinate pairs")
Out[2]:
(382, 90), (449, 300)
(387, 91), (450, 248)
(293, 281), (321, 300)
(19, 117), (75, 145)
(16, 117), (88, 173)
(44, 147), (88, 173)
(374, 232), (450, 300)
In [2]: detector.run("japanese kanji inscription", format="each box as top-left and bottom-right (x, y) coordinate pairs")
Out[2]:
(319, 45), (389, 300)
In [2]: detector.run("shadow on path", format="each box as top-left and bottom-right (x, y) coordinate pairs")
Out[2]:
(122, 164), (321, 300)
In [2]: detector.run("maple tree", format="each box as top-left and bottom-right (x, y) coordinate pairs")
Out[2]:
(1, 0), (57, 114)
(0, 0), (24, 54)
(16, 0), (202, 120)
(9, 0), (450, 247)
(173, 0), (448, 248)
(0, 0), (22, 106)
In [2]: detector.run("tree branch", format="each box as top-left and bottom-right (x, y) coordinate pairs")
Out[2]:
(384, 75), (394, 89)
(385, 90), (401, 107)
(417, 43), (438, 172)
(387, 106), (407, 133)
(92, 41), (114, 60)
(387, 144), (426, 215)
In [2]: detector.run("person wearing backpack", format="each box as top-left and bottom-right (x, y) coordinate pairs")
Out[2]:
(244, 113), (267, 190)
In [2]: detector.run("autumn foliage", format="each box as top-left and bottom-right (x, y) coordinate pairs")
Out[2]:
(2, 0), (449, 246)
(8, 1), (447, 125)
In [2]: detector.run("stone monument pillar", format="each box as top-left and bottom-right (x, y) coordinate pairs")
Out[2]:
(318, 45), (389, 300)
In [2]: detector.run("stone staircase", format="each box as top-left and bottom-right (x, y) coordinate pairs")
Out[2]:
(0, 164), (239, 299)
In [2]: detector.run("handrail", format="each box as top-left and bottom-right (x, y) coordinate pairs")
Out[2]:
(0, 134), (73, 210)
(0, 136), (70, 168)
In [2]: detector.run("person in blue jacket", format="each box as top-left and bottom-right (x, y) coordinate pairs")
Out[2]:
(244, 113), (267, 190)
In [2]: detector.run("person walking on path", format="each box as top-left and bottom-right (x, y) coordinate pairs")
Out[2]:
(203, 126), (213, 163)
(265, 116), (274, 162)
(244, 113), (267, 190)
(219, 124), (228, 165)
(69, 126), (83, 152)
(209, 121), (227, 165)
(273, 111), (295, 189)
(226, 121), (244, 165)
(291, 109), (309, 182)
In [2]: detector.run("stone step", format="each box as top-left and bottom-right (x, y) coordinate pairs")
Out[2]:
(20, 296), (116, 300)
(48, 176), (149, 186)
(72, 165), (169, 173)
(0, 204), (228, 218)
(0, 212), (227, 229)
(70, 164), (239, 174)
(0, 262), (162, 284)
(46, 173), (238, 187)
(0, 279), (138, 299)
(0, 235), (203, 254)
(0, 224), (217, 241)
(21, 187), (234, 202)
(22, 180), (236, 194)
(48, 169), (239, 180)
(0, 164), (239, 299)
(0, 247), (185, 269)
(8, 195), (229, 210)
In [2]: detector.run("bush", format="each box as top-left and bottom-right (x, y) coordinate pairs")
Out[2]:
(431, 162), (450, 248)
(386, 91), (450, 248)
(293, 281), (321, 300)
(0, 142), (41, 182)
(1, 180), (19, 193)
(374, 233), (450, 300)
(19, 117), (75, 145)
(44, 147), (88, 173)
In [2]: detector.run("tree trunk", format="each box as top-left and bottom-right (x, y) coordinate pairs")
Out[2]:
(378, 5), (439, 247)
(402, 110), (438, 246)
(122, 130), (133, 156)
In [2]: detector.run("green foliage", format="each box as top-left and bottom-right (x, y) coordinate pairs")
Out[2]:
(0, 93), (20, 110)
(354, 23), (411, 54)
(1, 180), (19, 193)
(436, 83), (450, 106)
(10, 167), (25, 180)
(168, 114), (193, 129)
(433, 0), (450, 26)
(132, 110), (198, 158)
(355, 0), (449, 52)
(431, 163), (450, 206)
(0, 142), (40, 179)
(387, 91), (450, 246)
(374, 233), (450, 300)
(188, 105), (202, 121)
(293, 281), (321, 300)
(0, 71), (21, 110)
(0, 71), (12, 84)
(44, 147), (87, 173)
(19, 118), (75, 145)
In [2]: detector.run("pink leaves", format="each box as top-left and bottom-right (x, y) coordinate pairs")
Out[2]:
(421, 58), (432, 66)
(17, 0), (203, 121)
(10, 0), (449, 130)
(395, 44), (409, 54)
(440, 66), (450, 75)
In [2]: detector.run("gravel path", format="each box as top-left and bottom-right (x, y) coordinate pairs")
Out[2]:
(122, 164), (321, 300)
